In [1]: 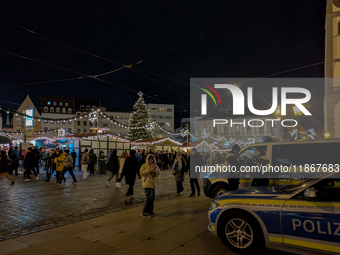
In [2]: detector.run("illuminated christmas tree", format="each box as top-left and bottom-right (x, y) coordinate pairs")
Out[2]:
(127, 92), (153, 141)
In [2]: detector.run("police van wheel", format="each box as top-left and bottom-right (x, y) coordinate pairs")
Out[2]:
(212, 185), (228, 198)
(220, 212), (264, 254)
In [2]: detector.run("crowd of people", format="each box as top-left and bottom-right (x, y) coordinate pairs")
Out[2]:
(0, 144), (228, 218)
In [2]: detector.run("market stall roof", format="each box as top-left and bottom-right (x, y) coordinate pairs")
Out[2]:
(132, 138), (182, 146)
(0, 134), (12, 144)
(34, 133), (131, 144)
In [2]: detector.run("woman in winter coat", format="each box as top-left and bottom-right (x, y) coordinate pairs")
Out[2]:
(118, 150), (141, 203)
(55, 149), (66, 184)
(172, 153), (187, 196)
(81, 149), (90, 179)
(106, 149), (119, 188)
(140, 154), (161, 218)
(0, 150), (15, 185)
(88, 149), (97, 175)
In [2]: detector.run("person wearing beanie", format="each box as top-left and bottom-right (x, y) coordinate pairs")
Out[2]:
(225, 144), (241, 191)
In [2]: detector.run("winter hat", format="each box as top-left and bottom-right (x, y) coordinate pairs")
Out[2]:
(231, 144), (241, 152)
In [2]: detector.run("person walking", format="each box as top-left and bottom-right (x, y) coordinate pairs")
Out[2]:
(225, 144), (241, 191)
(0, 150), (15, 185)
(106, 149), (119, 188)
(55, 149), (66, 184)
(81, 149), (90, 179)
(116, 150), (128, 188)
(71, 150), (77, 170)
(88, 149), (97, 176)
(33, 146), (40, 175)
(188, 148), (201, 197)
(44, 149), (55, 182)
(140, 154), (161, 218)
(59, 149), (77, 184)
(8, 147), (19, 175)
(172, 153), (187, 196)
(118, 150), (140, 203)
(24, 147), (39, 181)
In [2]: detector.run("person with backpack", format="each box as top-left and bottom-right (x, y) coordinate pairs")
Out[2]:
(106, 149), (119, 188)
(0, 150), (15, 185)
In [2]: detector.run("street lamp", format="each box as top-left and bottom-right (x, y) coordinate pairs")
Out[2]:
(293, 106), (302, 140)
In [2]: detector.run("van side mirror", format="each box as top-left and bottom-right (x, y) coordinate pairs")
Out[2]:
(304, 188), (316, 198)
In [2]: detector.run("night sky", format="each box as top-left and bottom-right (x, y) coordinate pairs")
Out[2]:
(0, 0), (326, 125)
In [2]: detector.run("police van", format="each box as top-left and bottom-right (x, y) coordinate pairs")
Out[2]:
(203, 139), (340, 198)
(208, 172), (340, 254)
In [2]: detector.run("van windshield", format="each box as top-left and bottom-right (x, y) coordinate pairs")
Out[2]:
(282, 178), (318, 193)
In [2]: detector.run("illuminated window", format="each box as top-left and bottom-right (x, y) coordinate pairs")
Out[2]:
(68, 108), (72, 113)
(59, 102), (63, 106)
(53, 102), (57, 106)
(56, 108), (60, 113)
(65, 102), (68, 107)
(62, 108), (66, 113)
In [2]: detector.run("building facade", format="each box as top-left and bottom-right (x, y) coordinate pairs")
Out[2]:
(324, 0), (340, 138)
(148, 103), (174, 138)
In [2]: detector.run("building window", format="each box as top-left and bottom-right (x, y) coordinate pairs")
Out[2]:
(247, 127), (252, 134)
(56, 107), (60, 113)
(53, 102), (57, 106)
(16, 127), (21, 132)
(89, 122), (93, 127)
(44, 107), (48, 112)
(68, 128), (72, 133)
(165, 122), (171, 127)
(59, 102), (63, 106)
(50, 107), (54, 112)
(47, 101), (51, 105)
(165, 115), (172, 119)
(68, 108), (72, 113)
(150, 107), (158, 111)
(77, 129), (80, 134)
(159, 108), (165, 112)
(86, 105), (90, 110)
(77, 121), (80, 126)
(213, 127), (217, 134)
(44, 127), (48, 131)
(224, 127), (229, 134)
(235, 126), (240, 134)
(84, 129), (87, 133)
(83, 121), (87, 126)
(259, 127), (264, 133)
(92, 105), (96, 109)
(62, 108), (66, 113)
(65, 102), (68, 107)
(167, 108), (172, 112)
(80, 105), (84, 110)
(158, 115), (164, 119)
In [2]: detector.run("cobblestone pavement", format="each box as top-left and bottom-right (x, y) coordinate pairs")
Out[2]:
(0, 168), (205, 242)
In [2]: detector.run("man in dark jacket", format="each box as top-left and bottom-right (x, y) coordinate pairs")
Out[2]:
(106, 149), (119, 188)
(33, 146), (40, 175)
(188, 148), (202, 197)
(118, 150), (141, 203)
(0, 150), (15, 185)
(24, 147), (39, 181)
(88, 149), (97, 175)
(71, 150), (77, 170)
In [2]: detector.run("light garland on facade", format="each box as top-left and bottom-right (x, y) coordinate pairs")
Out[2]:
(47, 133), (130, 144)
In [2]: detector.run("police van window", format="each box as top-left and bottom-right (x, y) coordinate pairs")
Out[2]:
(322, 143), (340, 164)
(272, 144), (322, 167)
(238, 146), (266, 165)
